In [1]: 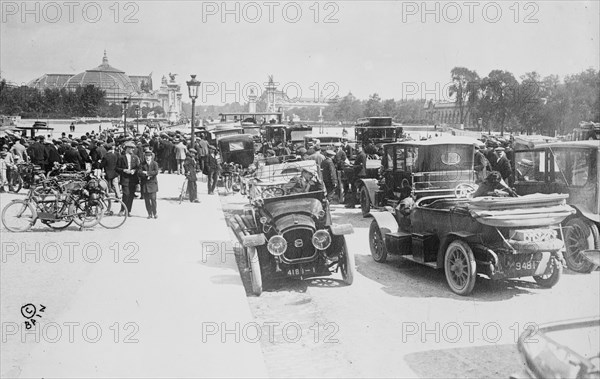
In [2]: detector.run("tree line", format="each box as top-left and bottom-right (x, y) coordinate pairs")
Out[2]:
(0, 81), (164, 119)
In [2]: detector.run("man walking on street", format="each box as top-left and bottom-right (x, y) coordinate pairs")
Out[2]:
(175, 139), (187, 175)
(184, 148), (200, 202)
(101, 143), (121, 199)
(116, 141), (140, 214)
(206, 146), (220, 195)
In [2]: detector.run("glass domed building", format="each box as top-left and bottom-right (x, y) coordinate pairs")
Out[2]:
(28, 51), (183, 121)
(63, 52), (137, 103)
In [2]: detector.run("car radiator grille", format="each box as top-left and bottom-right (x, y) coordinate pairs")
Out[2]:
(283, 228), (316, 261)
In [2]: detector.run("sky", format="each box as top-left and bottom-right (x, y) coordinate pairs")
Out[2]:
(1, 0), (599, 105)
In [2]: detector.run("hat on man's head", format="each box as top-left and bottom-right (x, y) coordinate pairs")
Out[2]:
(495, 147), (505, 152)
(301, 168), (315, 176)
(297, 147), (307, 155)
(144, 150), (154, 156)
(325, 150), (335, 157)
(123, 141), (136, 148)
(189, 148), (197, 154)
(333, 142), (342, 147)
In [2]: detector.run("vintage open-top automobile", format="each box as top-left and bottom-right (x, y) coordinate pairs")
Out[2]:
(513, 140), (600, 273)
(229, 159), (355, 295)
(368, 190), (575, 295)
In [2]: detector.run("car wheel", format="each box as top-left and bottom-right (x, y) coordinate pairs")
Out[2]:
(564, 218), (599, 273)
(533, 261), (562, 288)
(444, 240), (477, 296)
(360, 187), (370, 217)
(246, 246), (262, 296)
(339, 237), (355, 285)
(369, 220), (388, 263)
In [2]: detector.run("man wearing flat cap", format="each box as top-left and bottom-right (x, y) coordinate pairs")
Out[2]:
(184, 148), (200, 202)
(116, 141), (140, 214)
(321, 150), (338, 201)
(493, 147), (512, 183)
(101, 143), (120, 199)
(44, 138), (62, 173)
(283, 167), (323, 194)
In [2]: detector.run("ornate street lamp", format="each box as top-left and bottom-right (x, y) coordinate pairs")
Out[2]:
(121, 97), (130, 136)
(186, 75), (201, 145)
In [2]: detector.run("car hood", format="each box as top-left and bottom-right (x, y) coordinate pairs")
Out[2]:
(264, 198), (323, 219)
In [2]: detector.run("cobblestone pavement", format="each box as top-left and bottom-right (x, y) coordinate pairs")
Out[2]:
(219, 192), (600, 378)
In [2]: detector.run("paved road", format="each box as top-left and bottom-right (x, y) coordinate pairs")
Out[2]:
(220, 192), (600, 378)
(0, 174), (267, 378)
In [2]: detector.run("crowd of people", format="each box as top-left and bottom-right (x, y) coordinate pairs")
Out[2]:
(0, 129), (221, 218)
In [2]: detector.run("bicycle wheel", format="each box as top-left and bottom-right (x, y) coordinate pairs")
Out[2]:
(2, 200), (36, 232)
(40, 199), (73, 230)
(179, 178), (188, 204)
(11, 173), (23, 193)
(71, 198), (103, 228)
(99, 197), (128, 229)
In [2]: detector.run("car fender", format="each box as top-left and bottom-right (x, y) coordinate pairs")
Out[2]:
(436, 232), (477, 268)
(358, 178), (379, 205)
(369, 211), (399, 244)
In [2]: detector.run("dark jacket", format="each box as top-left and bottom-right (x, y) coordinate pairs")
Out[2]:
(184, 156), (197, 181)
(137, 160), (159, 193)
(63, 147), (82, 170)
(321, 157), (337, 187)
(45, 144), (62, 170)
(101, 151), (119, 180)
(353, 151), (367, 178)
(28, 141), (47, 166)
(116, 153), (140, 187)
(495, 156), (512, 181)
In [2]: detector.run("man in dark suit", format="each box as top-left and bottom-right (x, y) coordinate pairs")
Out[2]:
(116, 141), (140, 214)
(345, 145), (367, 208)
(63, 142), (82, 170)
(78, 141), (92, 171)
(101, 143), (120, 199)
(494, 147), (512, 183)
(44, 139), (62, 173)
(28, 136), (47, 168)
(321, 150), (338, 202)
(206, 146), (220, 195)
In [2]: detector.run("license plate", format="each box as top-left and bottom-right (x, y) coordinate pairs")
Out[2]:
(286, 266), (317, 277)
(514, 260), (539, 271)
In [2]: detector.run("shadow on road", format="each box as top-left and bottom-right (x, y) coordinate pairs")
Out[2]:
(355, 254), (541, 301)
(404, 344), (523, 379)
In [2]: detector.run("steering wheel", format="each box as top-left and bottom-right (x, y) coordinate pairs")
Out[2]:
(454, 183), (477, 198)
(262, 186), (285, 198)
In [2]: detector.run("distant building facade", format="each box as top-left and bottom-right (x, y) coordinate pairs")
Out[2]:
(424, 99), (477, 128)
(27, 51), (183, 121)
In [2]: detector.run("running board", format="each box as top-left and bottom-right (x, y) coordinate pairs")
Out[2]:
(399, 255), (438, 268)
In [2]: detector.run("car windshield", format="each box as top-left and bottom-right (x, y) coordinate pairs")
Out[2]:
(551, 148), (593, 187)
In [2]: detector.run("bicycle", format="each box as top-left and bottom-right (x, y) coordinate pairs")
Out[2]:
(179, 176), (188, 204)
(1, 177), (104, 232)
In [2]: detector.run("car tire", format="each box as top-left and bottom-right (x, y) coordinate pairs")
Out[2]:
(533, 261), (562, 288)
(444, 240), (477, 296)
(247, 246), (262, 296)
(564, 218), (599, 273)
(339, 237), (355, 285)
(360, 186), (371, 217)
(369, 220), (388, 263)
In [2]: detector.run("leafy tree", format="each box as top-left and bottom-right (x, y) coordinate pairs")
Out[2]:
(449, 67), (480, 127)
(479, 70), (519, 134)
(364, 93), (383, 117)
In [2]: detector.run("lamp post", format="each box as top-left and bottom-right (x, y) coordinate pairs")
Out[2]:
(135, 105), (141, 134)
(121, 97), (129, 136)
(186, 75), (201, 146)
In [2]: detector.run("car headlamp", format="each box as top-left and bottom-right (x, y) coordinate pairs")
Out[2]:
(267, 235), (287, 256)
(312, 230), (332, 250)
